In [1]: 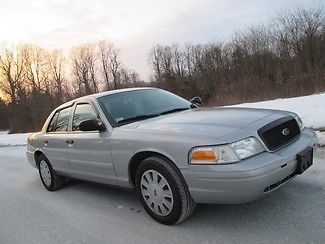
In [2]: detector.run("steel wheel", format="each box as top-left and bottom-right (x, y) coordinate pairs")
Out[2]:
(140, 169), (174, 216)
(39, 160), (52, 186)
(37, 154), (66, 191)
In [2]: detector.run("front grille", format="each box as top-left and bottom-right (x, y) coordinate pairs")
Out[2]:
(258, 116), (300, 151)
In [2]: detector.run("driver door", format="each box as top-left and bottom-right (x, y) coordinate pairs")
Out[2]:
(66, 102), (116, 185)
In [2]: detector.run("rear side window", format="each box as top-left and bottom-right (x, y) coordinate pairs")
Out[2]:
(47, 111), (59, 132)
(55, 107), (72, 132)
(72, 103), (97, 131)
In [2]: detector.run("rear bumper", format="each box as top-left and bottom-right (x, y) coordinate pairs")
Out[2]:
(181, 128), (317, 204)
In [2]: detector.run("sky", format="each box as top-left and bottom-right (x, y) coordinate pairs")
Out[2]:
(0, 0), (321, 80)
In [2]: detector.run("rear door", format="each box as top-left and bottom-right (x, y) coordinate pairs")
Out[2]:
(66, 102), (116, 184)
(42, 106), (72, 173)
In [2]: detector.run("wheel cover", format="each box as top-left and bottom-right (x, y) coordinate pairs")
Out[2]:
(40, 160), (52, 186)
(140, 169), (174, 216)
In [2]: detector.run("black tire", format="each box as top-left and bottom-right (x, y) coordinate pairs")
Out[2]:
(135, 156), (196, 225)
(37, 154), (65, 191)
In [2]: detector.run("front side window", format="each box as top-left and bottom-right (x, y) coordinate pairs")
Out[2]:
(98, 89), (191, 126)
(55, 107), (71, 132)
(72, 103), (97, 131)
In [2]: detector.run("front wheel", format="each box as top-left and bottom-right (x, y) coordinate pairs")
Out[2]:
(135, 156), (196, 225)
(37, 154), (65, 191)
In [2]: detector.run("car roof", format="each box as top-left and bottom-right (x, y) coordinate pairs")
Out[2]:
(56, 87), (157, 110)
(91, 87), (157, 99)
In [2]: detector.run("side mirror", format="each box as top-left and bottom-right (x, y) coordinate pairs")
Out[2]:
(79, 119), (106, 132)
(190, 96), (202, 106)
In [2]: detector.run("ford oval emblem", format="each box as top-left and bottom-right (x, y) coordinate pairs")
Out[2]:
(282, 128), (290, 136)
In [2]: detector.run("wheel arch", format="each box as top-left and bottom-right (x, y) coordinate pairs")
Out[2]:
(34, 150), (45, 166)
(128, 151), (184, 188)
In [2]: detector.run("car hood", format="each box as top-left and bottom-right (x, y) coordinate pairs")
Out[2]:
(123, 107), (286, 138)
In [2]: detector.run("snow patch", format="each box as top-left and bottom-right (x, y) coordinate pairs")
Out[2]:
(315, 131), (325, 147)
(232, 93), (325, 131)
(0, 131), (32, 147)
(230, 93), (325, 146)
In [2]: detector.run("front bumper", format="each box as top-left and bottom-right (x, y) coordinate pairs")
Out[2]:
(26, 149), (37, 168)
(181, 128), (317, 204)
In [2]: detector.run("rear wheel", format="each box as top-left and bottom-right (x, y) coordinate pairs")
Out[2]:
(37, 154), (65, 191)
(135, 156), (196, 225)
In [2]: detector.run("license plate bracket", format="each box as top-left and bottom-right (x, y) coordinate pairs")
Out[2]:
(296, 146), (313, 174)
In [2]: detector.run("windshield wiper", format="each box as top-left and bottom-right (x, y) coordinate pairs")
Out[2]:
(117, 114), (160, 125)
(117, 107), (190, 125)
(160, 107), (190, 115)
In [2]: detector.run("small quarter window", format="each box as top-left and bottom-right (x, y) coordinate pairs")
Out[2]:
(72, 103), (97, 131)
(47, 111), (59, 132)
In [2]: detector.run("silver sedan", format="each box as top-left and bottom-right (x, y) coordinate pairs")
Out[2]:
(26, 88), (317, 224)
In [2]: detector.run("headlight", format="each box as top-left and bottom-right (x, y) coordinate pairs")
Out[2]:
(230, 137), (264, 160)
(189, 145), (239, 164)
(293, 114), (304, 131)
(189, 137), (264, 164)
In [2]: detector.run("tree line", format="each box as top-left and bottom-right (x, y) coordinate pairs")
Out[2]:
(149, 8), (324, 105)
(0, 42), (144, 132)
(0, 7), (324, 132)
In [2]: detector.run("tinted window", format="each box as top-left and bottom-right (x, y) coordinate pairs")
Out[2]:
(98, 89), (191, 125)
(72, 104), (97, 131)
(47, 111), (59, 132)
(55, 107), (71, 132)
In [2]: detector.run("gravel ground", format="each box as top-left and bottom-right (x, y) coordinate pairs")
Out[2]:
(0, 146), (324, 244)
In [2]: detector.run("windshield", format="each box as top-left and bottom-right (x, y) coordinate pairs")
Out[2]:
(97, 89), (191, 126)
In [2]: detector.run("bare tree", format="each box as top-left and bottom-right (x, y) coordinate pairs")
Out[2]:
(47, 49), (67, 102)
(117, 68), (144, 88)
(0, 46), (26, 103)
(99, 41), (111, 89)
(148, 45), (163, 82)
(70, 44), (98, 95)
(109, 46), (121, 89)
(273, 8), (324, 71)
(21, 44), (50, 93)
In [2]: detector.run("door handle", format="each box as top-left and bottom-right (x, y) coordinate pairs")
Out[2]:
(43, 140), (48, 144)
(65, 140), (74, 144)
